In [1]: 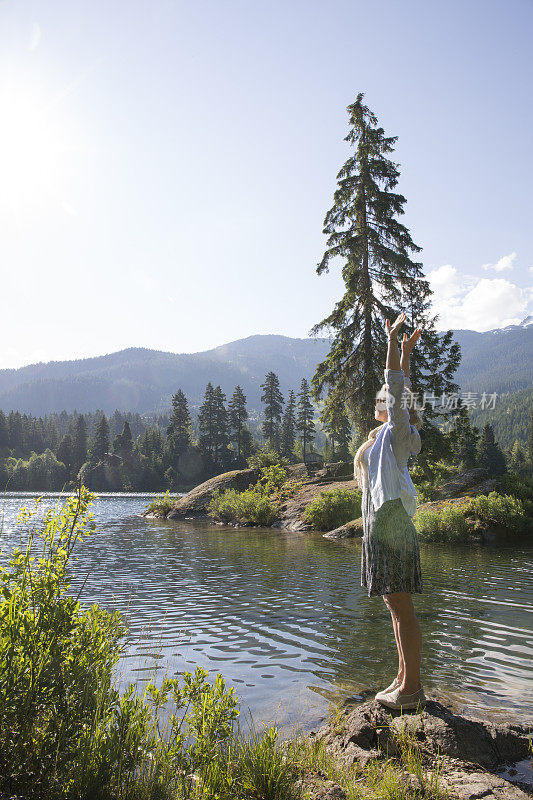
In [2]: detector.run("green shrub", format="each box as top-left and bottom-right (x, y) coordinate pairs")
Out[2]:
(414, 491), (528, 541)
(208, 486), (278, 526)
(467, 491), (526, 531)
(0, 488), (244, 799)
(499, 472), (533, 519)
(146, 489), (175, 515)
(413, 502), (471, 541)
(303, 487), (362, 531)
(207, 465), (290, 526)
(247, 447), (289, 469)
(256, 464), (289, 496)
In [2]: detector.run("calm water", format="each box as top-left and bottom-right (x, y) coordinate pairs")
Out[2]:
(1, 492), (532, 736)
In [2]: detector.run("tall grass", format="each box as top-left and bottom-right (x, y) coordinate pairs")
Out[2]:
(285, 707), (452, 800)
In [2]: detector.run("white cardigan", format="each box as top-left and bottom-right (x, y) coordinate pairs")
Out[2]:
(358, 368), (421, 518)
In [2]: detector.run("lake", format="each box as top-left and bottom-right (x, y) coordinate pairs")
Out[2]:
(1, 492), (532, 736)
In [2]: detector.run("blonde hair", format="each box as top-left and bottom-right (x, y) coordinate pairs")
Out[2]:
(354, 423), (384, 490)
(353, 384), (423, 490)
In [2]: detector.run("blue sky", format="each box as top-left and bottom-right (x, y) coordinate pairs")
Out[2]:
(0, 0), (531, 368)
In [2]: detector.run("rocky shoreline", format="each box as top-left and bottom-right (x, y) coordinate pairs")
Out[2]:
(296, 694), (533, 799)
(145, 464), (510, 542)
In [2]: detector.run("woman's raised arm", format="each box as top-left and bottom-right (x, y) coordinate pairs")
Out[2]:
(385, 312), (405, 371)
(401, 328), (421, 381)
(383, 313), (422, 467)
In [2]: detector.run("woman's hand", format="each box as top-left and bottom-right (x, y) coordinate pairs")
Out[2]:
(385, 311), (406, 339)
(401, 328), (422, 355)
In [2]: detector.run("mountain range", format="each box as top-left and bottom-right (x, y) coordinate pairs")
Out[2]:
(0, 319), (531, 416)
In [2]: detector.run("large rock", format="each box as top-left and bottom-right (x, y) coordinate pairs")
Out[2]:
(273, 478), (356, 532)
(165, 468), (261, 520)
(323, 518), (364, 539)
(307, 696), (533, 798)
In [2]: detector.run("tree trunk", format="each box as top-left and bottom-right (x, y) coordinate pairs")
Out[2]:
(359, 126), (374, 435)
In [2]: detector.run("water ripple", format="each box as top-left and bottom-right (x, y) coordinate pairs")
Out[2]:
(0, 493), (532, 731)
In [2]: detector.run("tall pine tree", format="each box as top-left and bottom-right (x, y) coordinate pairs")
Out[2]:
(477, 423), (507, 477)
(113, 421), (134, 464)
(89, 415), (110, 464)
(72, 414), (88, 473)
(228, 385), (248, 463)
(198, 383), (217, 466)
(309, 93), (460, 461)
(281, 390), (297, 461)
(213, 386), (230, 467)
(296, 379), (315, 460)
(450, 405), (480, 470)
(260, 371), (284, 452)
(57, 434), (74, 476)
(166, 389), (192, 464)
(8, 411), (23, 453)
(0, 411), (9, 451)
(320, 392), (352, 462)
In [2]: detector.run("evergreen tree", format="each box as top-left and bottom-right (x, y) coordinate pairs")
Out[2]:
(213, 385), (230, 467)
(198, 383), (217, 464)
(508, 440), (526, 474)
(477, 423), (507, 477)
(281, 390), (297, 461)
(296, 378), (315, 460)
(89, 414), (110, 464)
(45, 418), (60, 452)
(166, 389), (192, 462)
(57, 434), (74, 476)
(8, 411), (23, 453)
(309, 93), (461, 459)
(228, 385), (248, 463)
(260, 371), (284, 451)
(111, 410), (124, 440)
(113, 421), (133, 461)
(528, 411), (533, 465)
(450, 406), (480, 469)
(72, 414), (88, 473)
(320, 392), (352, 461)
(0, 411), (9, 451)
(240, 427), (256, 461)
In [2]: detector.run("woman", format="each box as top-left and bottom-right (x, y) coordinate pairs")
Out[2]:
(353, 311), (425, 711)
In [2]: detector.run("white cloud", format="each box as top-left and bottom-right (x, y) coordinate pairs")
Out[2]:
(28, 22), (41, 51)
(427, 264), (532, 331)
(482, 251), (516, 272)
(425, 264), (463, 300)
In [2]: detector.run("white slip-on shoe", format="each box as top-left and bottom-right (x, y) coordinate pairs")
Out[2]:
(375, 686), (426, 711)
(379, 677), (400, 696)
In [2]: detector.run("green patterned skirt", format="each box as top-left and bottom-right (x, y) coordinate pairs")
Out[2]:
(360, 487), (423, 598)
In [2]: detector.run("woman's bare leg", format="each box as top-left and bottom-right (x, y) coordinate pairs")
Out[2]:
(389, 611), (405, 682)
(383, 592), (422, 693)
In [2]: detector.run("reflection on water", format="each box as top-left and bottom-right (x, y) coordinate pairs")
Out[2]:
(1, 492), (532, 734)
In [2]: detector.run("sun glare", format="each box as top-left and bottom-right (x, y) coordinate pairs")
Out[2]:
(0, 81), (75, 216)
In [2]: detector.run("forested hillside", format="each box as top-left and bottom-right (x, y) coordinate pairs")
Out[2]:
(453, 319), (532, 393)
(469, 386), (533, 450)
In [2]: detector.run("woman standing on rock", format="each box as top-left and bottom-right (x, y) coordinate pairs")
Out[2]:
(353, 311), (425, 711)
